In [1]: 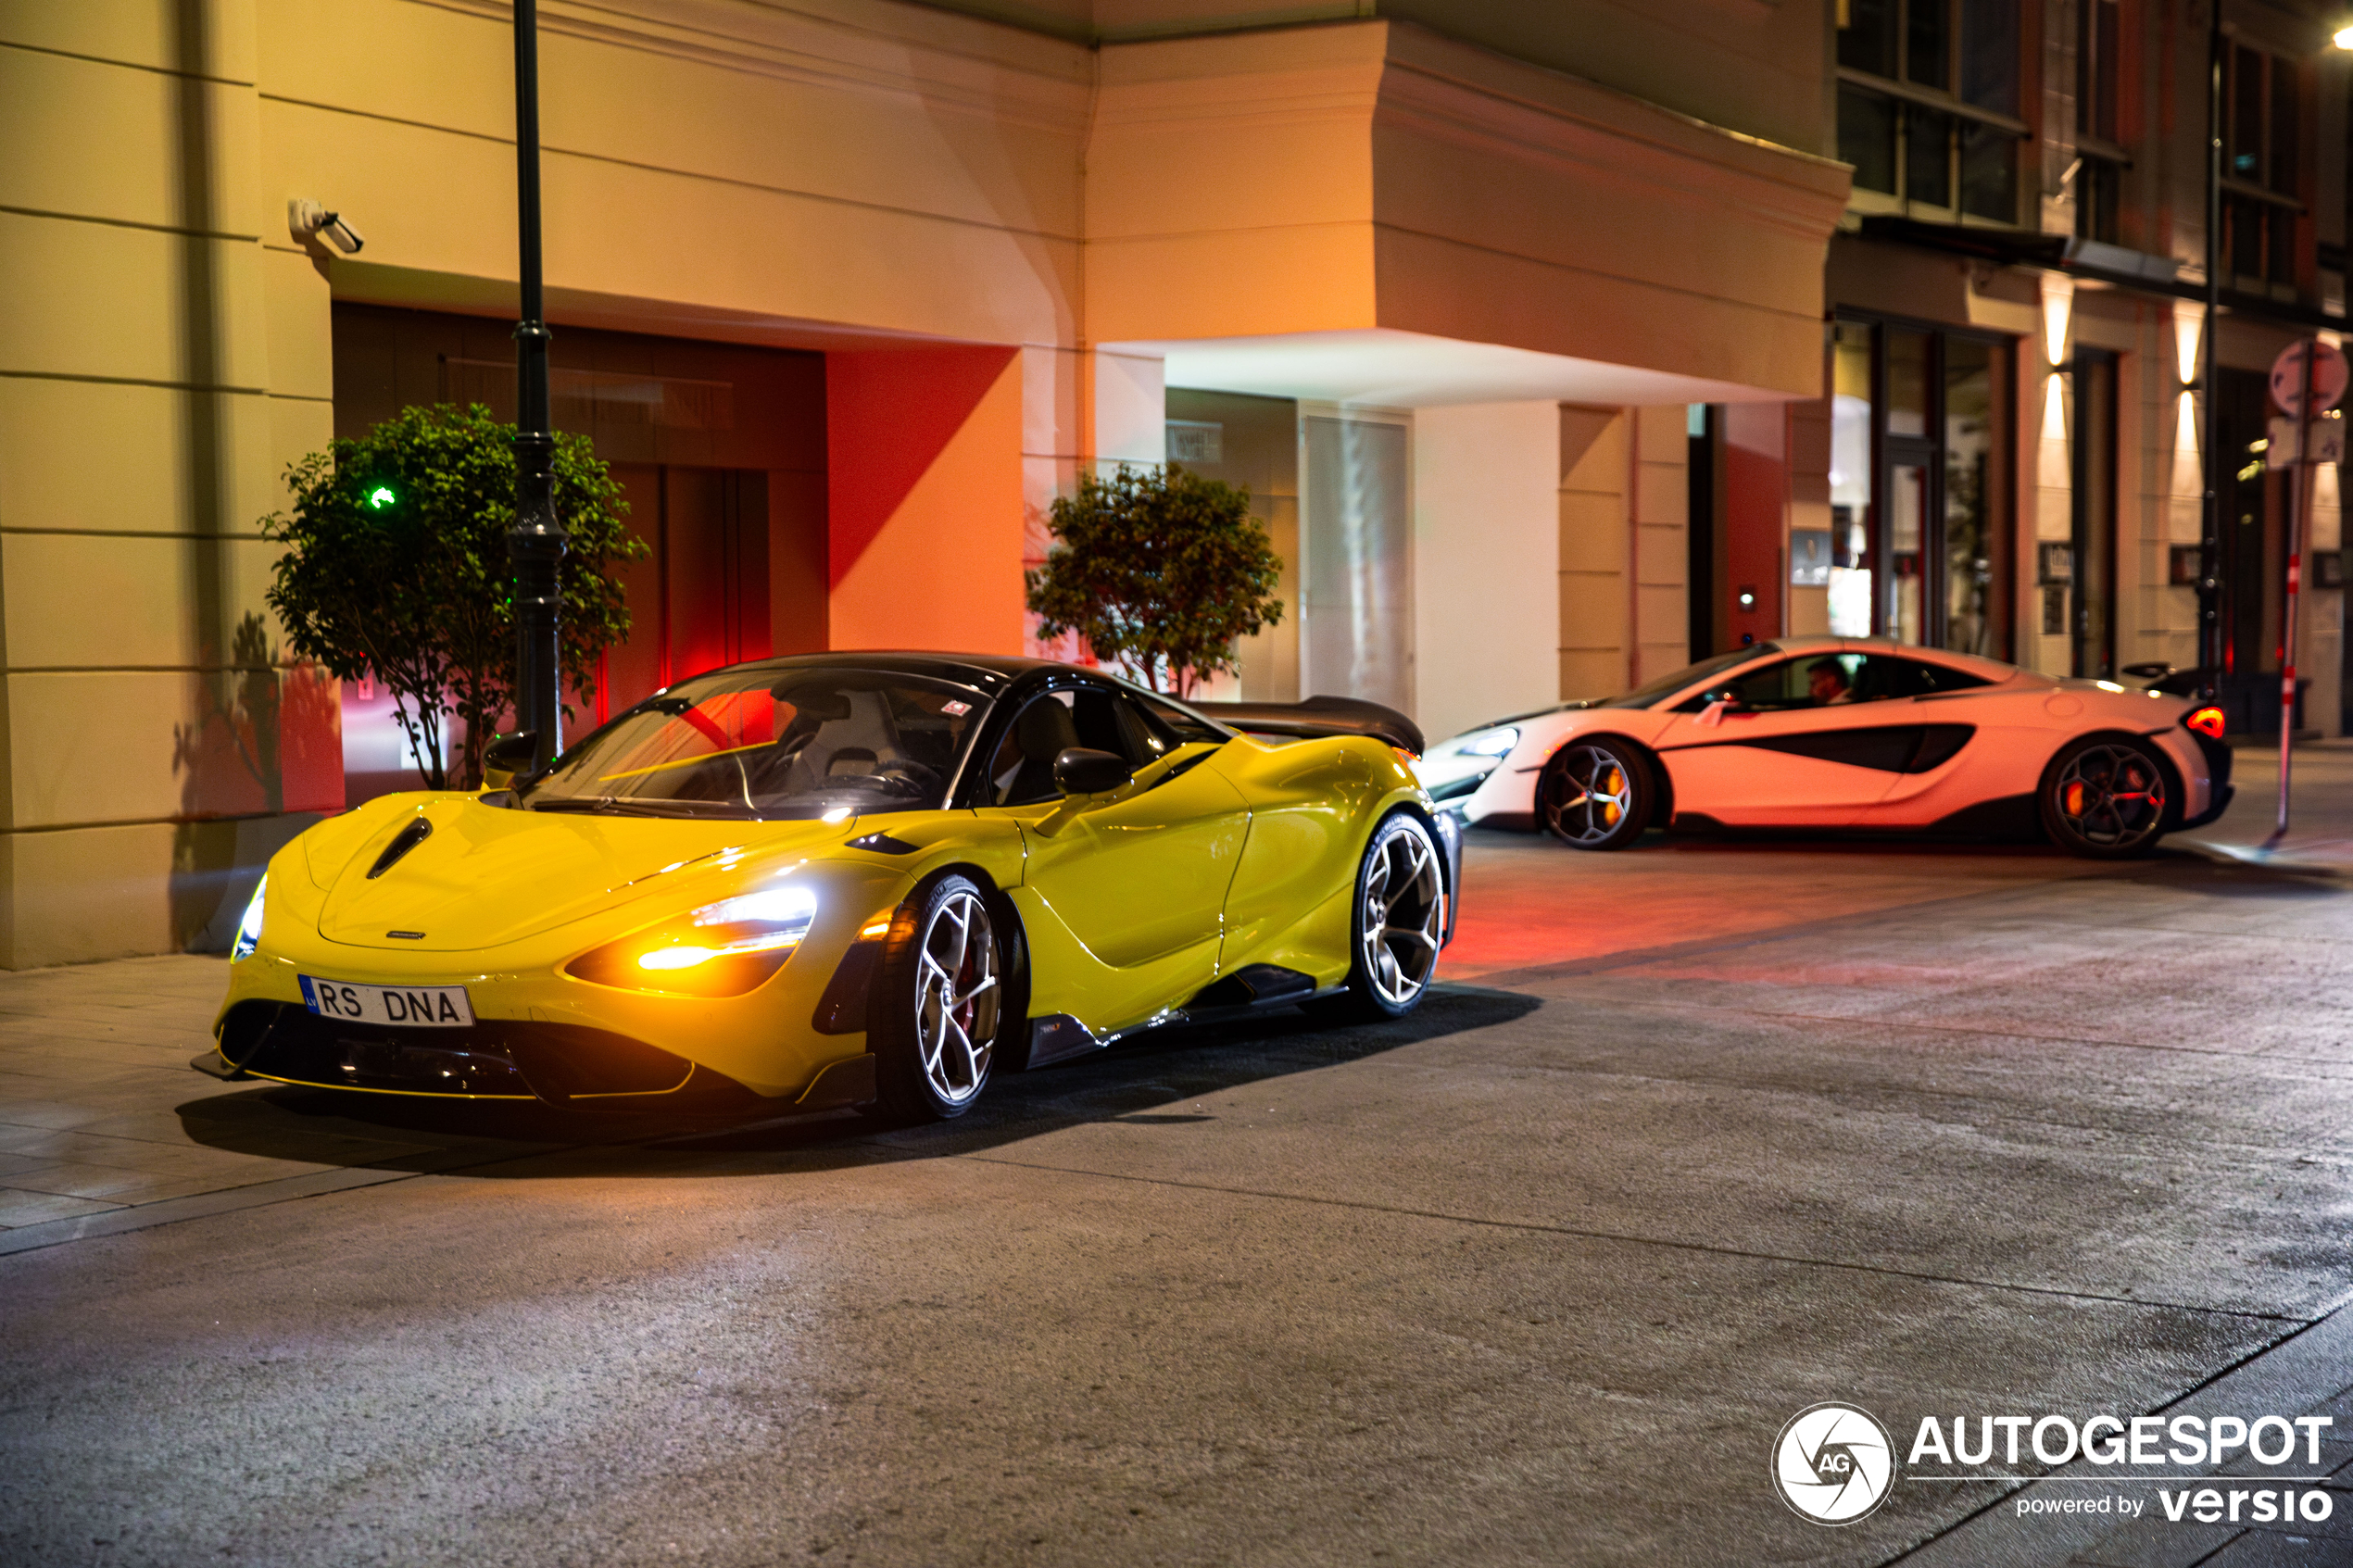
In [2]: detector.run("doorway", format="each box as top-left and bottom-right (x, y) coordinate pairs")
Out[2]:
(2070, 349), (2118, 678)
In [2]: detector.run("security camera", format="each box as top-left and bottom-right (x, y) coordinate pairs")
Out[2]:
(289, 198), (365, 256)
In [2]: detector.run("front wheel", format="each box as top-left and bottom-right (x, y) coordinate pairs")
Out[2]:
(871, 874), (1009, 1121)
(1538, 739), (1653, 849)
(1308, 813), (1446, 1025)
(2039, 735), (2171, 858)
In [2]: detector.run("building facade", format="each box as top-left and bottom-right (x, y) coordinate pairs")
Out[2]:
(2, 0), (1848, 968)
(1809, 0), (2352, 746)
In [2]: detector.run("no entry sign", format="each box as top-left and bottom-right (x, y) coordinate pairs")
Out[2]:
(2270, 339), (2347, 418)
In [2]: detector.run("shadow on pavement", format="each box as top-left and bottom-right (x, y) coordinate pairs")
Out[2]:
(173, 986), (1541, 1179)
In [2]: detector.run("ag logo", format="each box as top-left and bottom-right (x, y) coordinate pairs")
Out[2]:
(1772, 1402), (1896, 1524)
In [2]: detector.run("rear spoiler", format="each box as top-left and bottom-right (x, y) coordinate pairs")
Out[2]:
(1189, 696), (1425, 757)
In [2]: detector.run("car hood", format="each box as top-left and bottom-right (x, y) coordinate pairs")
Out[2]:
(310, 794), (862, 952)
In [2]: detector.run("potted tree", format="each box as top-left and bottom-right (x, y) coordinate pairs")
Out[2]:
(262, 404), (647, 789)
(1025, 463), (1283, 696)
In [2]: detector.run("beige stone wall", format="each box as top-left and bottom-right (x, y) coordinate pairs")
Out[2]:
(1630, 408), (1690, 685)
(1558, 408), (1630, 701)
(0, 0), (336, 968)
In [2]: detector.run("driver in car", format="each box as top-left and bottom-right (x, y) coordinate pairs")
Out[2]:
(1808, 660), (1859, 706)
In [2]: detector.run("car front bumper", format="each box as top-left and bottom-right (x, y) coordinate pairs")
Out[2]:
(206, 872), (909, 1104)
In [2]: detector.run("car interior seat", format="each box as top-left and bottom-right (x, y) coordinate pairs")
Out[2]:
(998, 696), (1082, 804)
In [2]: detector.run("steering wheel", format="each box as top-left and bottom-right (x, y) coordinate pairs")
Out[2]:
(870, 759), (941, 797)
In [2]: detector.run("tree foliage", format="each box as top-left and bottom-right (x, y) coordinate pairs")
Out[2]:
(262, 404), (647, 789)
(1025, 464), (1284, 696)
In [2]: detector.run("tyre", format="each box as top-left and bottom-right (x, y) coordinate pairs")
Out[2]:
(1307, 812), (1447, 1024)
(870, 873), (1009, 1121)
(1538, 739), (1653, 850)
(2039, 734), (2171, 859)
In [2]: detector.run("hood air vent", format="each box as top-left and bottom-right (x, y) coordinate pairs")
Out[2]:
(366, 818), (434, 880)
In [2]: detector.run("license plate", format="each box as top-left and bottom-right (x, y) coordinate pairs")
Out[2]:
(299, 976), (475, 1029)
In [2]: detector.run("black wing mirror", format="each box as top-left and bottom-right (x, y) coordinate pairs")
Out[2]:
(482, 730), (540, 789)
(1052, 746), (1133, 796)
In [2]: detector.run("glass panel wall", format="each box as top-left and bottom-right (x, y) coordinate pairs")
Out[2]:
(1824, 316), (2014, 659)
(1829, 322), (1876, 635)
(1302, 417), (1411, 714)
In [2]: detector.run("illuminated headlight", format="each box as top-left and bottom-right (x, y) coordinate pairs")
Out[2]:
(231, 875), (266, 962)
(566, 884), (819, 996)
(638, 886), (819, 971)
(1458, 727), (1519, 759)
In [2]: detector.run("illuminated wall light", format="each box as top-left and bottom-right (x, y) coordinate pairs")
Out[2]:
(2175, 388), (2201, 458)
(2042, 275), (2076, 367)
(2043, 374), (2069, 440)
(2173, 305), (2204, 386)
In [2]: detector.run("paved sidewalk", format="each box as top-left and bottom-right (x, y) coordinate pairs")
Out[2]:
(0, 957), (588, 1249)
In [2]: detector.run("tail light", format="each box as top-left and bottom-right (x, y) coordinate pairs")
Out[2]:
(2183, 706), (2226, 741)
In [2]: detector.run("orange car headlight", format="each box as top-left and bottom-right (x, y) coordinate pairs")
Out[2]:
(566, 885), (820, 997)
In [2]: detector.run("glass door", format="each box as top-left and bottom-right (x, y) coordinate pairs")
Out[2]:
(1885, 451), (1932, 645)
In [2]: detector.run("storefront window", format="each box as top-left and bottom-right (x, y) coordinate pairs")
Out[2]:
(1944, 339), (1998, 657)
(1825, 317), (2014, 658)
(1829, 323), (1876, 636)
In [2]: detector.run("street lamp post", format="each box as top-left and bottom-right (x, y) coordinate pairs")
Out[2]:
(509, 0), (566, 771)
(2197, 6), (2222, 699)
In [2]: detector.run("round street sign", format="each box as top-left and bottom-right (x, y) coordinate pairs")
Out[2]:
(2270, 339), (2348, 417)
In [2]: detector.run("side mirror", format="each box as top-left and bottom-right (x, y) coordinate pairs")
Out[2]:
(1052, 746), (1133, 797)
(482, 730), (540, 790)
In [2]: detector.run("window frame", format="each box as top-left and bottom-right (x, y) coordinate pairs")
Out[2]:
(1835, 0), (2027, 225)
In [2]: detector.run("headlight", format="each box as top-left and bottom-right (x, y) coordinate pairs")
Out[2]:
(231, 875), (266, 961)
(565, 884), (819, 996)
(1458, 727), (1519, 759)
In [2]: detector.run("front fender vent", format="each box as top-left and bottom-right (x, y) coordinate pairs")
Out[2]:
(366, 817), (433, 880)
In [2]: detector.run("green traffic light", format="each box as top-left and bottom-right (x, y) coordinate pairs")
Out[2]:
(366, 484), (396, 510)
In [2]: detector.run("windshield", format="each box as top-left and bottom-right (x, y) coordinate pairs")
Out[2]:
(1592, 645), (1780, 709)
(520, 666), (987, 820)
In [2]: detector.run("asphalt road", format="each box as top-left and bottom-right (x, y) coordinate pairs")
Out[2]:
(4, 747), (2351, 1567)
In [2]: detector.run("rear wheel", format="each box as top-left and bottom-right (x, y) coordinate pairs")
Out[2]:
(1538, 739), (1653, 850)
(2039, 735), (2170, 858)
(871, 874), (1007, 1121)
(1307, 813), (1445, 1024)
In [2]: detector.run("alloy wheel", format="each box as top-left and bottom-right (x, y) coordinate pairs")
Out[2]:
(2055, 743), (2167, 849)
(914, 889), (1000, 1105)
(1359, 824), (1444, 1008)
(1543, 744), (1638, 846)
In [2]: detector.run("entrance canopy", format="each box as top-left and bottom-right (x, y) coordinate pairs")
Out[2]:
(1121, 328), (1803, 409)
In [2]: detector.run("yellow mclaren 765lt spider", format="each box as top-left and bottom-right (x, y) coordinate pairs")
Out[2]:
(198, 654), (1462, 1122)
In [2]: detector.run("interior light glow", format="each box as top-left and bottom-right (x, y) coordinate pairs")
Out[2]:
(231, 874), (267, 962)
(2185, 706), (2227, 740)
(2335, 23), (2353, 49)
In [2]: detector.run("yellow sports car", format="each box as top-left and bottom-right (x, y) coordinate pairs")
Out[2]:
(199, 655), (1462, 1121)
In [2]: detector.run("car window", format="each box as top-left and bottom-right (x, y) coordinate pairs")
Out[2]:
(988, 687), (1166, 807)
(1684, 652), (1941, 711)
(1879, 657), (1992, 696)
(1596, 645), (1780, 709)
(1128, 690), (1229, 747)
(522, 667), (982, 819)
